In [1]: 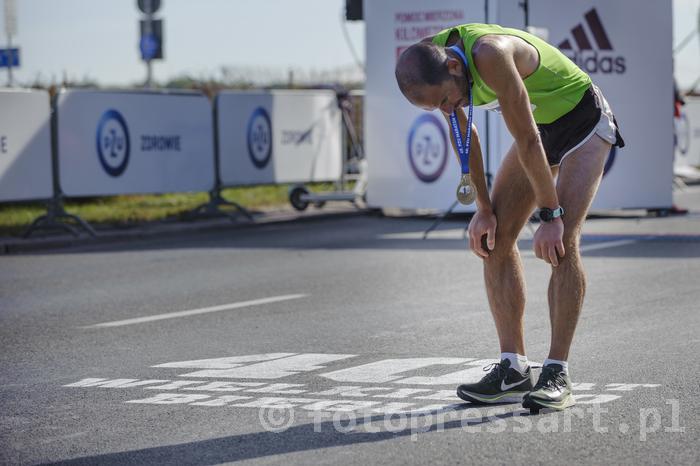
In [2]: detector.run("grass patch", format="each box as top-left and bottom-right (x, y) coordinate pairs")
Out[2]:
(0, 183), (340, 237)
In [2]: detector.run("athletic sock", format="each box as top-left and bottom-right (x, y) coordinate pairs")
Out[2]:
(501, 352), (529, 374)
(543, 358), (569, 374)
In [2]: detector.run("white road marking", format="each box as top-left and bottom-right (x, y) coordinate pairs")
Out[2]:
(521, 239), (637, 257)
(379, 231), (638, 254)
(82, 294), (308, 328)
(580, 239), (638, 252)
(63, 352), (664, 413)
(379, 229), (465, 240)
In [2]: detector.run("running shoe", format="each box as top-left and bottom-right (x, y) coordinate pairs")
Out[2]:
(456, 359), (533, 404)
(522, 363), (575, 412)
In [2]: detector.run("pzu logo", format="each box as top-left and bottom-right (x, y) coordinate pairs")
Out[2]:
(407, 114), (448, 183)
(247, 107), (272, 169)
(96, 109), (130, 177)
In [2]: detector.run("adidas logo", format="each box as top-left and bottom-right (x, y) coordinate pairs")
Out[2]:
(557, 8), (626, 74)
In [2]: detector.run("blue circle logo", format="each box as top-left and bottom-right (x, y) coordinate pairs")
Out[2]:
(247, 107), (272, 169)
(96, 109), (130, 177)
(407, 114), (448, 183)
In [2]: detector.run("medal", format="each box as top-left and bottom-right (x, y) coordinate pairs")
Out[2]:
(447, 45), (476, 205)
(457, 173), (477, 205)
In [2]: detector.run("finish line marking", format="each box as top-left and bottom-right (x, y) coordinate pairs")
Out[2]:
(63, 353), (663, 413)
(81, 294), (308, 329)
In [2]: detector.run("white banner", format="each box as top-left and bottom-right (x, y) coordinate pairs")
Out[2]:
(526, 0), (673, 209)
(0, 89), (52, 202)
(675, 96), (700, 168)
(365, 0), (487, 211)
(56, 90), (215, 196)
(365, 0), (674, 211)
(217, 90), (342, 186)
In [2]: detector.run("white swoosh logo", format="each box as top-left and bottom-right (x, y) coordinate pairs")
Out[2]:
(501, 378), (528, 391)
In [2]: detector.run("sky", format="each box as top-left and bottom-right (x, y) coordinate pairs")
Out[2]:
(0, 0), (699, 90)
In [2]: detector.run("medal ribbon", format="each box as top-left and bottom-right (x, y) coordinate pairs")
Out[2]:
(447, 45), (473, 176)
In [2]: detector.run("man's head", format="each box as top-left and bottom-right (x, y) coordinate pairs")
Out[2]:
(395, 42), (469, 115)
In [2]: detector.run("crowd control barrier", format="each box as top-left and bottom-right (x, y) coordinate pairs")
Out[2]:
(10, 88), (348, 237)
(56, 89), (215, 197)
(216, 90), (342, 186)
(0, 89), (53, 202)
(675, 96), (700, 173)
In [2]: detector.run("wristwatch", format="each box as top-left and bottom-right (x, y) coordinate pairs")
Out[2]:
(538, 206), (565, 222)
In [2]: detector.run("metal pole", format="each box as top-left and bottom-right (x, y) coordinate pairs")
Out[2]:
(146, 59), (152, 88)
(7, 32), (12, 87)
(145, 8), (153, 88)
(520, 0), (530, 28)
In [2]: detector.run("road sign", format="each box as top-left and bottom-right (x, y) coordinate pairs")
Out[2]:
(140, 34), (158, 61)
(137, 0), (161, 15)
(4, 0), (17, 36)
(0, 48), (19, 67)
(139, 19), (163, 60)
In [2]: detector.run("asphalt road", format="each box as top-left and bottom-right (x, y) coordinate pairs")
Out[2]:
(2, 190), (700, 465)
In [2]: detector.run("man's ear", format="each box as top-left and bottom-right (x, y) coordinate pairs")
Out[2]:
(446, 57), (461, 77)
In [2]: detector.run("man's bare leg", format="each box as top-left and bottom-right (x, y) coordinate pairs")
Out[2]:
(547, 134), (611, 361)
(482, 144), (555, 355)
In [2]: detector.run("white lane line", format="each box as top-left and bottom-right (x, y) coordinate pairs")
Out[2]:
(82, 294), (308, 329)
(379, 229), (465, 240)
(579, 239), (638, 252)
(521, 239), (638, 257)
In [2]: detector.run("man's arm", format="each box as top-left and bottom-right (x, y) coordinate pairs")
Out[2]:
(474, 40), (559, 209)
(474, 38), (565, 265)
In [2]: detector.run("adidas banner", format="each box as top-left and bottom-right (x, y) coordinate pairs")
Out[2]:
(526, 0), (673, 209)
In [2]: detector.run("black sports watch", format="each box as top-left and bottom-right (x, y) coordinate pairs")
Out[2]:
(538, 206), (565, 222)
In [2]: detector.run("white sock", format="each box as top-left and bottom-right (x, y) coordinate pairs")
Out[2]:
(543, 358), (569, 374)
(501, 352), (529, 374)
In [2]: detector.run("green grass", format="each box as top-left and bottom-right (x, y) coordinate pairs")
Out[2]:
(0, 183), (340, 237)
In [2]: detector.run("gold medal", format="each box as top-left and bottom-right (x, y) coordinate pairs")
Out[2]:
(456, 174), (477, 205)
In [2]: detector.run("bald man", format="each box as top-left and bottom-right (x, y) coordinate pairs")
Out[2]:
(395, 24), (624, 412)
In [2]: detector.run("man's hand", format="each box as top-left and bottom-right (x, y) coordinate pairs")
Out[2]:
(468, 209), (497, 258)
(533, 218), (565, 266)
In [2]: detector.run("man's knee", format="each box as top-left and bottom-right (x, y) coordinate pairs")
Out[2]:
(554, 236), (582, 268)
(484, 240), (519, 265)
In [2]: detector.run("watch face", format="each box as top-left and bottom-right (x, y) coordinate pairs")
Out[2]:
(539, 208), (553, 222)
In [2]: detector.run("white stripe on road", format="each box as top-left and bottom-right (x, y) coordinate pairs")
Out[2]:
(380, 230), (637, 253)
(522, 239), (637, 257)
(579, 239), (638, 252)
(82, 294), (308, 329)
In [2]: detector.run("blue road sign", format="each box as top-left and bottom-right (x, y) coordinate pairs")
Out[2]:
(0, 48), (20, 68)
(140, 34), (159, 61)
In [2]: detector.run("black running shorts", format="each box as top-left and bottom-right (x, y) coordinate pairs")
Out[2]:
(538, 84), (625, 166)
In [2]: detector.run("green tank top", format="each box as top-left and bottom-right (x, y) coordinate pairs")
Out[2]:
(432, 23), (591, 124)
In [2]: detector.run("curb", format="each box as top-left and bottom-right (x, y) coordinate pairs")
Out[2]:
(0, 207), (370, 255)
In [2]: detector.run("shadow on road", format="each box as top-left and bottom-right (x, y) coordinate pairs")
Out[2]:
(18, 216), (700, 258)
(46, 406), (539, 465)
